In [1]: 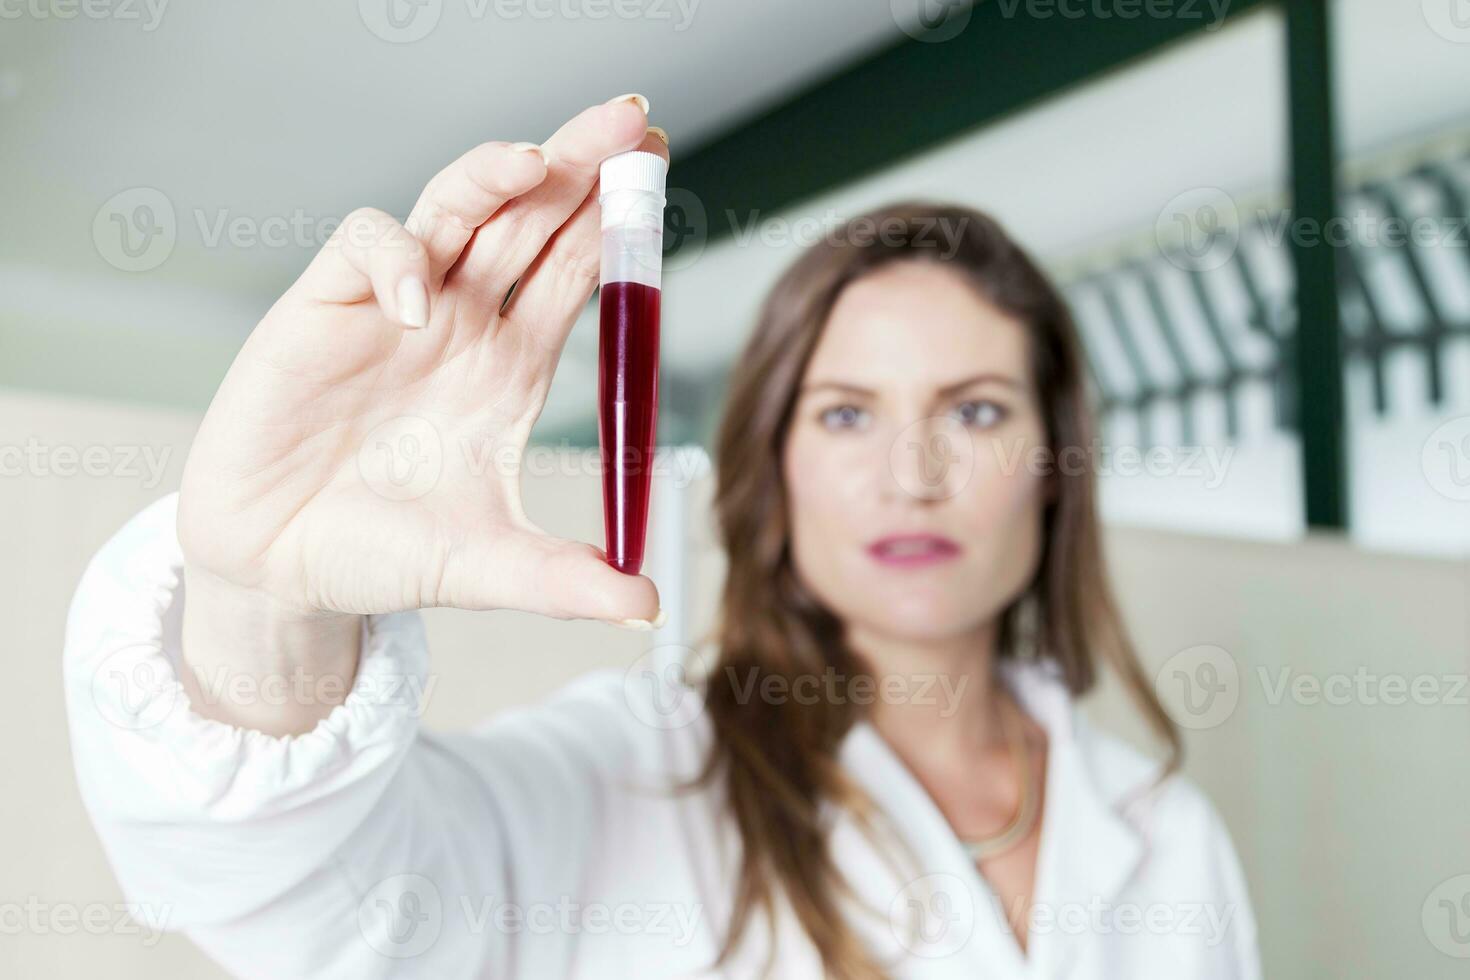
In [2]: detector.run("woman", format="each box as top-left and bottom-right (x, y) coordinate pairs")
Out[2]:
(64, 95), (1260, 979)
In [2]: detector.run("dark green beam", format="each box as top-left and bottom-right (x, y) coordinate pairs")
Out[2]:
(672, 0), (1266, 244)
(1284, 0), (1348, 529)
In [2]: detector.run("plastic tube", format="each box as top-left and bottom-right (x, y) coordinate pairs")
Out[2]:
(597, 150), (668, 575)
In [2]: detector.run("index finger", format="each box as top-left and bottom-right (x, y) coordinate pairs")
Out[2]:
(447, 94), (652, 307)
(499, 126), (670, 362)
(405, 140), (552, 283)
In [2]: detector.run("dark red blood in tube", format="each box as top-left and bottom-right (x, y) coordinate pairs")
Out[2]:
(598, 280), (661, 575)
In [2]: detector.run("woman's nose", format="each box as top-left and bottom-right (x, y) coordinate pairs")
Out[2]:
(882, 415), (974, 503)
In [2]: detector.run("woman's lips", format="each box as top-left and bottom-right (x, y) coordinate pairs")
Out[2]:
(866, 534), (962, 568)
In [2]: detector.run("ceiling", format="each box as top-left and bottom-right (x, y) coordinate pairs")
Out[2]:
(0, 0), (909, 325)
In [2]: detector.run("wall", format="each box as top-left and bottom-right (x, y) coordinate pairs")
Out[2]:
(1091, 524), (1470, 978)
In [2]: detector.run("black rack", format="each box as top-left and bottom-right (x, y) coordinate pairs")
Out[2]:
(1061, 151), (1470, 449)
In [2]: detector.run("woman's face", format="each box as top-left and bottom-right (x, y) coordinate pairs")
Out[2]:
(782, 260), (1050, 646)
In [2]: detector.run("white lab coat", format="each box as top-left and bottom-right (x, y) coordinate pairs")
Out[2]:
(64, 495), (1262, 979)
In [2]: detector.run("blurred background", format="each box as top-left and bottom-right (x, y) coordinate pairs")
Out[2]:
(3, 0), (1469, 976)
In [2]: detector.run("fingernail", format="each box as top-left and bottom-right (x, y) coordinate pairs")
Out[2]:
(614, 608), (667, 631)
(509, 141), (548, 165)
(605, 93), (650, 114)
(646, 126), (669, 146)
(396, 277), (429, 329)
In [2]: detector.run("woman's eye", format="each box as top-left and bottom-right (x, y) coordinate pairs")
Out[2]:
(818, 405), (870, 431)
(952, 399), (1006, 429)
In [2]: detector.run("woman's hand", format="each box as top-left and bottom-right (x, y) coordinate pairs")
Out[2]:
(175, 96), (665, 732)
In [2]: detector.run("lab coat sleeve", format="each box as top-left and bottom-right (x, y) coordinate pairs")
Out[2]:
(61, 494), (636, 979)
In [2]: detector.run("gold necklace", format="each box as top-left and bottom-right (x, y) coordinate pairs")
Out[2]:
(960, 697), (1040, 862)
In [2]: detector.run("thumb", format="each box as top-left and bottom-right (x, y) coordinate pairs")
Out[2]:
(445, 529), (663, 627)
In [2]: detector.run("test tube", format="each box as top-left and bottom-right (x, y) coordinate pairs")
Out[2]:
(597, 150), (668, 575)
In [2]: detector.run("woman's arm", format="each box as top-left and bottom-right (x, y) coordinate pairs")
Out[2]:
(65, 495), (457, 976)
(176, 567), (363, 736)
(62, 98), (673, 976)
(64, 494), (662, 979)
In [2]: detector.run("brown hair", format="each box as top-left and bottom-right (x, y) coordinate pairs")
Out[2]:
(698, 201), (1180, 978)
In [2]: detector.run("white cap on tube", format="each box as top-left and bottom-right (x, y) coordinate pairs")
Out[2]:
(600, 150), (668, 285)
(599, 151), (668, 232)
(599, 150), (669, 198)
